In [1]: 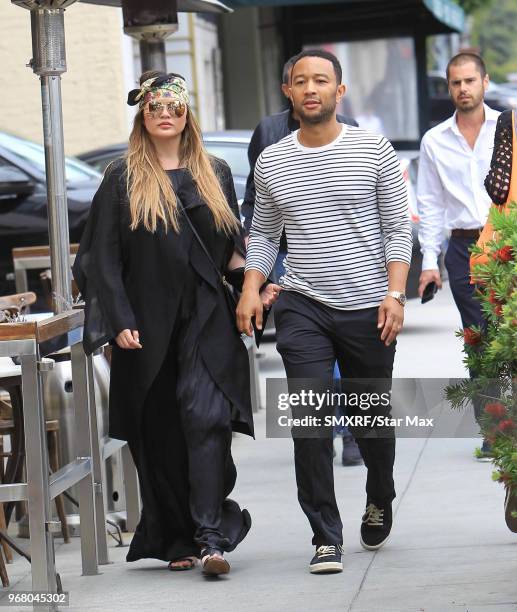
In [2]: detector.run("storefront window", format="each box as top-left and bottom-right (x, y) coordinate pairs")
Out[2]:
(305, 38), (419, 141)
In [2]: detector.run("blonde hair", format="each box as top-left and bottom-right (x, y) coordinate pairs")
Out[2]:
(125, 80), (239, 235)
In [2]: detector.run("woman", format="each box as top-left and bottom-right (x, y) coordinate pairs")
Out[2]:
(73, 71), (278, 575)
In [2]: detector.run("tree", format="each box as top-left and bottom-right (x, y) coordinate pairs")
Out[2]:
(469, 0), (517, 82)
(457, 0), (493, 12)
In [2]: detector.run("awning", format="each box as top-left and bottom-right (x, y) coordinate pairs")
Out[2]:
(80, 0), (232, 12)
(224, 0), (465, 34)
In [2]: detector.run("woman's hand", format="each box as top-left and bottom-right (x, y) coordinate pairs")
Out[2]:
(259, 283), (282, 308)
(115, 329), (142, 349)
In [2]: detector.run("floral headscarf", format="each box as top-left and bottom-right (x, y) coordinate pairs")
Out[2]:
(127, 73), (190, 108)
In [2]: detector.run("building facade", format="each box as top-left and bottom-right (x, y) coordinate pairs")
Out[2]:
(1, 2), (225, 156)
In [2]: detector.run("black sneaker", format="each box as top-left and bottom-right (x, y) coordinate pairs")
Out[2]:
(341, 435), (363, 466)
(309, 544), (343, 574)
(360, 502), (392, 551)
(475, 439), (494, 462)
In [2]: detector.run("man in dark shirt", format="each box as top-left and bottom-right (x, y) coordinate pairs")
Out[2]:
(241, 55), (358, 282)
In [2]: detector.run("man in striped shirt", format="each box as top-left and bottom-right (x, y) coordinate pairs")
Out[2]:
(237, 49), (412, 574)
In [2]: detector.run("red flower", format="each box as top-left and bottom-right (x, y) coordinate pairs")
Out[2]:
(492, 246), (513, 263)
(487, 290), (504, 315)
(463, 327), (482, 345)
(484, 403), (507, 419)
(498, 419), (515, 433)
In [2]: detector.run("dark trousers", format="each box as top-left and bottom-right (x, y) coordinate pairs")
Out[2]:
(444, 236), (484, 330)
(444, 236), (486, 421)
(274, 290), (396, 546)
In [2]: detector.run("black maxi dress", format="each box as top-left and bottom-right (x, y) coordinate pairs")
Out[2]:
(73, 158), (254, 563)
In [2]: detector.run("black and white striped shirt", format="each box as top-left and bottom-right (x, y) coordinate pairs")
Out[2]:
(245, 124), (413, 310)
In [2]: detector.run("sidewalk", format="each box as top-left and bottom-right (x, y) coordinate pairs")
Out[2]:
(0, 284), (516, 611)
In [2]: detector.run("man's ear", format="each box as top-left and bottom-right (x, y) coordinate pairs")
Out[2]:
(483, 73), (490, 92)
(336, 83), (346, 103)
(281, 83), (290, 99)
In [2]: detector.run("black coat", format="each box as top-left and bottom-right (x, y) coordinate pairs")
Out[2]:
(241, 109), (359, 249)
(73, 157), (253, 443)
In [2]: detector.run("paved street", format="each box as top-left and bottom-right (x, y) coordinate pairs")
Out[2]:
(0, 283), (516, 611)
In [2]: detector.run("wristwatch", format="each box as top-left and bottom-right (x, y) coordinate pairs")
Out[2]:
(386, 291), (407, 307)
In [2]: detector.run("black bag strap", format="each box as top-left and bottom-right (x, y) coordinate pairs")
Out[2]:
(178, 199), (233, 290)
(177, 197), (270, 348)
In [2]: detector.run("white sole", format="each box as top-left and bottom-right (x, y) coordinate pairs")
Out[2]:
(360, 533), (390, 551)
(309, 561), (343, 574)
(202, 557), (230, 576)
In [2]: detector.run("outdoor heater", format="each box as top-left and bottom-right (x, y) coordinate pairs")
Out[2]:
(118, 0), (232, 72)
(12, 0), (76, 315)
(11, 0), (231, 315)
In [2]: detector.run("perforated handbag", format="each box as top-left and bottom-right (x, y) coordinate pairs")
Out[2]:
(470, 110), (516, 281)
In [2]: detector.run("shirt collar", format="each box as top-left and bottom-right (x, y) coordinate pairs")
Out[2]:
(447, 103), (499, 136)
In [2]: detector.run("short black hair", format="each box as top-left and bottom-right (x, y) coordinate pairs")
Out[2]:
(290, 49), (342, 84)
(446, 52), (487, 81)
(282, 55), (298, 85)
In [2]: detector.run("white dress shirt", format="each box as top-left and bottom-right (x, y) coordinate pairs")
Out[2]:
(417, 103), (500, 270)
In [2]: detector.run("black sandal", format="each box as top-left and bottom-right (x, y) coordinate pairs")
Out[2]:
(168, 556), (198, 571)
(200, 548), (230, 576)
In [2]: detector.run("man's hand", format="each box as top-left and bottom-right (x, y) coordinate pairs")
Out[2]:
(237, 289), (264, 336)
(377, 297), (404, 346)
(115, 329), (142, 349)
(259, 283), (282, 308)
(418, 269), (442, 298)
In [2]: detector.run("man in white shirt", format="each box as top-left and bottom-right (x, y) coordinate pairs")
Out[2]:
(417, 53), (499, 454)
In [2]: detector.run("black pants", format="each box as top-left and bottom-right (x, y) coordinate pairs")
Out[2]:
(444, 236), (486, 421)
(274, 290), (396, 546)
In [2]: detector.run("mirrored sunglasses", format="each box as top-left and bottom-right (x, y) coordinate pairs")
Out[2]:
(145, 100), (186, 118)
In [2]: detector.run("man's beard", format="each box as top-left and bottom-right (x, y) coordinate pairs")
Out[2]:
(454, 90), (484, 114)
(297, 100), (336, 125)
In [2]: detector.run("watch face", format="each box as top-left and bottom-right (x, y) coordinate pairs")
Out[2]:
(399, 294), (407, 306)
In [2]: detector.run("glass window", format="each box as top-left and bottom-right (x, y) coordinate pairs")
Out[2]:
(305, 38), (419, 141)
(203, 142), (250, 178)
(0, 132), (101, 182)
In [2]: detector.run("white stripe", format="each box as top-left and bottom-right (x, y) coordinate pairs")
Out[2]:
(245, 126), (413, 310)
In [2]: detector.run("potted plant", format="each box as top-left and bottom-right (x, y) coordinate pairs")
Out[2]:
(446, 203), (517, 533)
